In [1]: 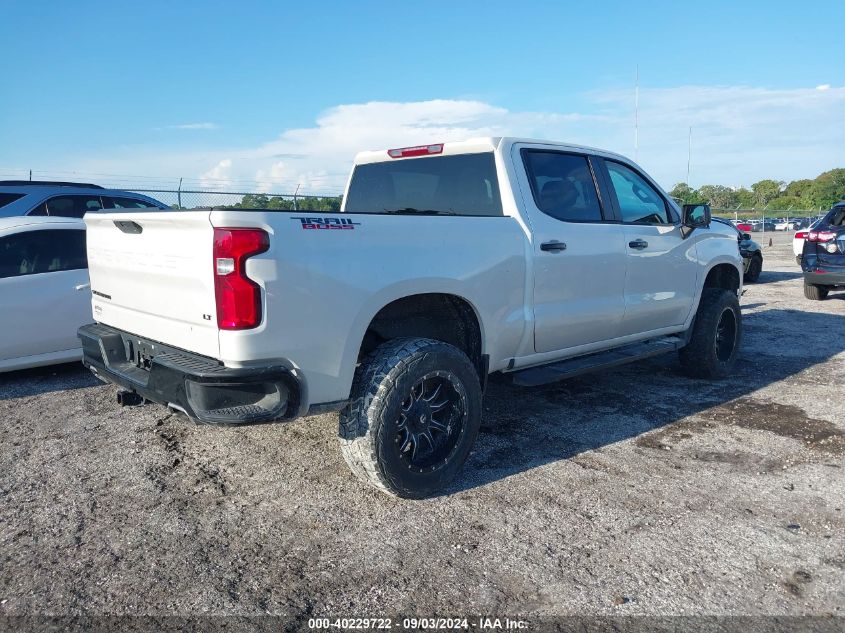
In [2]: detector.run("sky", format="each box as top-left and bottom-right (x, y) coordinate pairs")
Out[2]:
(1, 0), (843, 195)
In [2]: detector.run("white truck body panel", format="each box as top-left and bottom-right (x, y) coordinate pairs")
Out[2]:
(83, 137), (742, 412)
(207, 210), (528, 405)
(85, 211), (219, 359)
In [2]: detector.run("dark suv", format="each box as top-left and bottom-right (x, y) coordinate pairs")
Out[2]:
(713, 217), (763, 282)
(0, 181), (168, 219)
(801, 202), (845, 300)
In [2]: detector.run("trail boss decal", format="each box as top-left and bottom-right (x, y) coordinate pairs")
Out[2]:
(291, 217), (360, 230)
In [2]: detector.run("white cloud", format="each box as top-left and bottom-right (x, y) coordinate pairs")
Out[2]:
(816, 84), (831, 91)
(228, 100), (608, 194)
(615, 85), (845, 187)
(59, 86), (845, 193)
(200, 158), (232, 189)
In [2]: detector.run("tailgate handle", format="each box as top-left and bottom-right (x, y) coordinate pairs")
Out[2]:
(114, 220), (143, 234)
(541, 240), (567, 252)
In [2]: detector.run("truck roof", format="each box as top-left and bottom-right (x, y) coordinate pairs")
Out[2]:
(353, 137), (633, 165)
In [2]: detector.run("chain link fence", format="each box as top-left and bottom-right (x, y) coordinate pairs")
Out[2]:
(0, 168), (344, 211)
(127, 189), (342, 211)
(710, 208), (826, 234)
(708, 208), (827, 250)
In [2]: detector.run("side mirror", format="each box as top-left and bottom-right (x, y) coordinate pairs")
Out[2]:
(741, 232), (751, 241)
(681, 203), (711, 238)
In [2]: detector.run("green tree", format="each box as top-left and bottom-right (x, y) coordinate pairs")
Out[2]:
(735, 187), (754, 208)
(784, 179), (812, 199)
(668, 182), (698, 204)
(237, 193), (270, 209)
(767, 196), (807, 211)
(696, 185), (738, 209)
(229, 194), (341, 211)
(267, 196), (294, 210)
(750, 179), (784, 206)
(808, 168), (845, 209)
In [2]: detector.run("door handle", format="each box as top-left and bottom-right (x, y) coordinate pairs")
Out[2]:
(75, 283), (91, 291)
(541, 240), (567, 252)
(628, 239), (649, 250)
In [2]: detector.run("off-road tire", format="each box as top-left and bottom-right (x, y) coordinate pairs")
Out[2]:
(804, 282), (828, 301)
(679, 289), (742, 379)
(339, 337), (482, 499)
(744, 254), (762, 283)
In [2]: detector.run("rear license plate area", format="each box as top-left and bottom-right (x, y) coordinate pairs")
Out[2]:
(125, 338), (156, 372)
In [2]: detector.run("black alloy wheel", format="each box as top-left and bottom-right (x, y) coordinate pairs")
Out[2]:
(714, 307), (738, 362)
(395, 371), (467, 472)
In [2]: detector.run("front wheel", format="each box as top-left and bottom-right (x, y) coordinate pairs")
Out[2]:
(679, 289), (742, 379)
(744, 254), (762, 283)
(339, 338), (482, 499)
(804, 282), (829, 301)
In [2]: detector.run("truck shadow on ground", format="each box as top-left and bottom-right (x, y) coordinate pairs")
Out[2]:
(753, 270), (803, 284)
(447, 308), (845, 496)
(0, 362), (99, 400)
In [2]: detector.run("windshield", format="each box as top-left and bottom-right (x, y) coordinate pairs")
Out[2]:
(344, 153), (503, 216)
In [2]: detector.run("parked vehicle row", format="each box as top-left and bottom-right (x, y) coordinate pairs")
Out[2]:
(725, 217), (817, 233)
(10, 145), (839, 497)
(775, 219), (801, 231)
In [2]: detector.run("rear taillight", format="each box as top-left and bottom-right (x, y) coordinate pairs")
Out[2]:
(807, 230), (837, 242)
(213, 228), (269, 330)
(794, 231), (807, 240)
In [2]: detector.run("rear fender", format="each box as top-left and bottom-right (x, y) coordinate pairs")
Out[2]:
(338, 280), (487, 398)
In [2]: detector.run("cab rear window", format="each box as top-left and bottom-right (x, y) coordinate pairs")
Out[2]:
(344, 153), (503, 216)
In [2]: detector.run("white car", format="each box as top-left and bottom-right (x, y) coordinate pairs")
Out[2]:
(775, 219), (799, 231)
(793, 219), (822, 264)
(0, 216), (91, 372)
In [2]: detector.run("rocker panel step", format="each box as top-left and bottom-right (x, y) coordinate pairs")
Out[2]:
(512, 336), (684, 387)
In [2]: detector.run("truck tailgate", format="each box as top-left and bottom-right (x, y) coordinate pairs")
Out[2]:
(84, 211), (220, 359)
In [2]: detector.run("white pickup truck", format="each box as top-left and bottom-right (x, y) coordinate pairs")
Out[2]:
(79, 138), (743, 498)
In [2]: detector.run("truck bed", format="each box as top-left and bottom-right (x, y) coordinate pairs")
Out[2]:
(84, 209), (528, 409)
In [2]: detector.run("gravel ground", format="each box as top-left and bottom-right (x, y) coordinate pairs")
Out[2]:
(0, 232), (843, 625)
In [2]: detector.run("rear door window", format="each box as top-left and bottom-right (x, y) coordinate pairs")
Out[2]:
(521, 150), (604, 222)
(28, 195), (103, 218)
(344, 152), (503, 216)
(0, 229), (87, 279)
(102, 196), (160, 209)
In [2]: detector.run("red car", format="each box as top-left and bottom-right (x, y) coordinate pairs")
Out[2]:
(735, 221), (753, 232)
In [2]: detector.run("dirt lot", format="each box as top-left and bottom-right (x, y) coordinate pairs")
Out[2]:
(1, 232), (843, 624)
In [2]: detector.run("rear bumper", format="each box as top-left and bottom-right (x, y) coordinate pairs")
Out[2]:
(803, 270), (845, 286)
(78, 323), (301, 424)
(801, 261), (845, 287)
